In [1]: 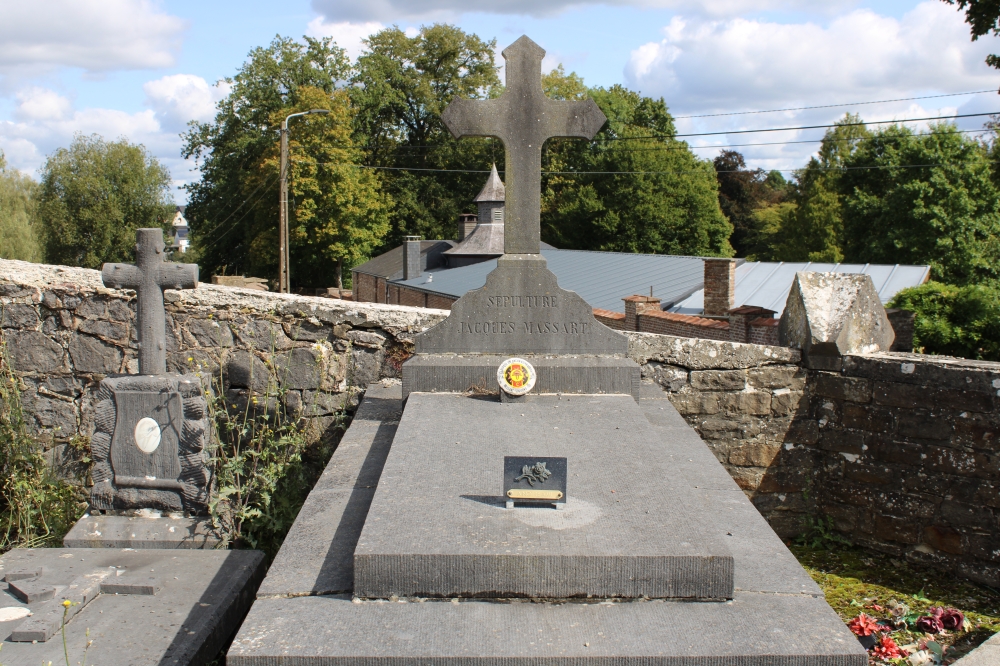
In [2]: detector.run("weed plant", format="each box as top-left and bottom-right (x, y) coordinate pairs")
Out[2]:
(202, 341), (348, 559)
(0, 329), (84, 552)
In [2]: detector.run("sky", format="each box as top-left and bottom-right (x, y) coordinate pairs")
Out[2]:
(1, 0), (999, 203)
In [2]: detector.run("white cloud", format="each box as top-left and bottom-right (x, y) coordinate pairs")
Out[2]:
(626, 2), (998, 112)
(311, 0), (857, 22)
(305, 18), (386, 60)
(14, 88), (73, 122)
(0, 0), (186, 72)
(143, 74), (231, 132)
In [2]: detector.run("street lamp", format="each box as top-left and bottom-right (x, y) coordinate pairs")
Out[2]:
(279, 108), (330, 294)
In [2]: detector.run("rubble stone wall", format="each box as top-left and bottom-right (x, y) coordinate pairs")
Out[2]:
(3, 259), (999, 584)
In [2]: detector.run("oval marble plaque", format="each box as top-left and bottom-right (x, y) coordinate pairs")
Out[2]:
(134, 417), (162, 454)
(0, 607), (31, 622)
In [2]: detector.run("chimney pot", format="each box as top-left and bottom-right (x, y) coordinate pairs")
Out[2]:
(404, 236), (422, 280)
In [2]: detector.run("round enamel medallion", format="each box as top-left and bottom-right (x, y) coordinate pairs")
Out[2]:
(134, 417), (162, 454)
(497, 357), (536, 396)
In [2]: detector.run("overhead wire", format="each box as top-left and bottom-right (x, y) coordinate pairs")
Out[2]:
(671, 89), (998, 119)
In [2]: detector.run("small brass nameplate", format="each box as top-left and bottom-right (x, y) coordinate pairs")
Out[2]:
(507, 489), (564, 500)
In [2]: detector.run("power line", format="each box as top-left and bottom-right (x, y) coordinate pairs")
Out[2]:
(309, 161), (977, 176)
(197, 171), (281, 252)
(672, 89), (998, 119)
(650, 111), (1000, 140)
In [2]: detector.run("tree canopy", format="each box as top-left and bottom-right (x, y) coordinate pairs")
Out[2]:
(351, 24), (501, 245)
(0, 154), (42, 263)
(39, 135), (173, 269)
(183, 36), (353, 283)
(944, 0), (1000, 69)
(540, 74), (733, 257)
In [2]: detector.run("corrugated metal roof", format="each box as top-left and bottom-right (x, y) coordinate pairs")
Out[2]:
(351, 241), (456, 279)
(668, 262), (931, 317)
(394, 249), (706, 313)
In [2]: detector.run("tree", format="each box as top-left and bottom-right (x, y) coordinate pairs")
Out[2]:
(713, 150), (772, 257)
(943, 0), (1000, 69)
(351, 24), (501, 245)
(0, 154), (42, 262)
(754, 114), (870, 263)
(540, 75), (733, 257)
(39, 135), (173, 268)
(839, 123), (1000, 285)
(183, 36), (353, 282)
(890, 280), (1000, 361)
(257, 87), (391, 288)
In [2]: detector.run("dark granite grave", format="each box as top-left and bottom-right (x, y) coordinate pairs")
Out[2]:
(228, 35), (865, 665)
(10, 229), (265, 665)
(63, 227), (219, 548)
(0, 548), (264, 665)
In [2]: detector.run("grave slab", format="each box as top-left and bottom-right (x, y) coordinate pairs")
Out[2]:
(256, 383), (401, 599)
(0, 547), (264, 666)
(231, 383), (860, 665)
(354, 392), (734, 600)
(64, 513), (221, 549)
(229, 593), (866, 666)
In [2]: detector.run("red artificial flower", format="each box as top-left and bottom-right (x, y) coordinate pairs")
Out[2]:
(872, 636), (909, 660)
(849, 613), (880, 637)
(915, 614), (944, 634)
(940, 608), (964, 631)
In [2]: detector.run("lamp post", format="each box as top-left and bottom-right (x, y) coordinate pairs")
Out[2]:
(279, 108), (330, 294)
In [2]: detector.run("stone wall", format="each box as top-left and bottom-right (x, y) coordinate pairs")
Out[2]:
(3, 259), (999, 584)
(0, 259), (447, 474)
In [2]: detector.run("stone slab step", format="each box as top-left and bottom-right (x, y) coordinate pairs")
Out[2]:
(354, 392), (734, 600)
(228, 592), (866, 666)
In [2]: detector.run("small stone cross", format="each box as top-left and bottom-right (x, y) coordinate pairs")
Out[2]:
(102, 228), (198, 375)
(441, 36), (607, 255)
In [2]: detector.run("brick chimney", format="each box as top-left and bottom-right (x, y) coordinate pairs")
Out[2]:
(623, 295), (661, 331)
(403, 236), (422, 280)
(703, 258), (736, 316)
(457, 213), (478, 242)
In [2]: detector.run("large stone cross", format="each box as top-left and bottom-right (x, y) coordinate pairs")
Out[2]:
(102, 228), (198, 375)
(441, 36), (607, 255)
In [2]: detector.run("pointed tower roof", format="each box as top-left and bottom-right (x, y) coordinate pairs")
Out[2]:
(473, 164), (505, 203)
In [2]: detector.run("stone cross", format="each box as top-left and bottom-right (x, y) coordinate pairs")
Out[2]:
(102, 228), (198, 375)
(441, 36), (607, 255)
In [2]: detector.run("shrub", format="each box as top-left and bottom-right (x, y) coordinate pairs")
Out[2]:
(889, 281), (1000, 361)
(0, 329), (85, 551)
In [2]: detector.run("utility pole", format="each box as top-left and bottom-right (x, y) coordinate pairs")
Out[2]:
(279, 108), (330, 293)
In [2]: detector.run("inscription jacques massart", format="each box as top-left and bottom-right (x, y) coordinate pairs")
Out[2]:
(459, 321), (593, 335)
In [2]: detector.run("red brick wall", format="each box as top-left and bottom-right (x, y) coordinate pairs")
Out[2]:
(352, 273), (378, 303)
(748, 318), (779, 346)
(398, 286), (427, 308)
(703, 259), (736, 316)
(623, 295), (660, 330)
(593, 308), (626, 330)
(375, 277), (387, 304)
(638, 310), (731, 341)
(427, 294), (456, 310)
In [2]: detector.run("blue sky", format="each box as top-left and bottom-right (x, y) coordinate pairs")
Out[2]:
(1, 0), (998, 202)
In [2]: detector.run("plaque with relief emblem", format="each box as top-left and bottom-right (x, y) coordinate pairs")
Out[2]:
(503, 456), (567, 509)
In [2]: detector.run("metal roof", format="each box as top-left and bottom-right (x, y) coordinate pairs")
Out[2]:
(668, 261), (931, 317)
(394, 248), (706, 313)
(351, 241), (456, 279)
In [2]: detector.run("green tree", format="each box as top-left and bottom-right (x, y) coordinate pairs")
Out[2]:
(540, 75), (732, 257)
(840, 123), (1000, 285)
(352, 24), (501, 245)
(0, 154), (42, 262)
(890, 280), (1000, 361)
(183, 36), (352, 281)
(757, 114), (870, 263)
(713, 150), (773, 257)
(943, 0), (1000, 69)
(258, 87), (391, 288)
(39, 135), (173, 268)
